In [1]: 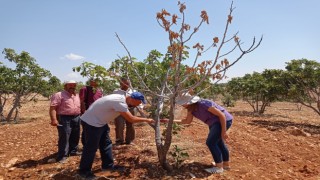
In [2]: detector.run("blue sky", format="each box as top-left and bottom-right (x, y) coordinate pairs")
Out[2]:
(1, 0), (319, 83)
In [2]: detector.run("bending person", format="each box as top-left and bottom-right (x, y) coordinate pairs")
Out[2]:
(173, 93), (233, 174)
(78, 91), (154, 179)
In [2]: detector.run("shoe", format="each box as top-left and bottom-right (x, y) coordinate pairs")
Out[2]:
(69, 151), (82, 156)
(102, 165), (125, 172)
(77, 171), (97, 180)
(125, 142), (135, 146)
(223, 166), (231, 171)
(114, 141), (124, 146)
(57, 157), (68, 164)
(204, 167), (224, 174)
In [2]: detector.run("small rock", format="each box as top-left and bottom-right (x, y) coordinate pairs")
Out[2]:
(8, 167), (16, 171)
(5, 157), (19, 168)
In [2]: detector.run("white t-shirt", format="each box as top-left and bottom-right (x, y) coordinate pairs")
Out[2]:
(80, 94), (129, 127)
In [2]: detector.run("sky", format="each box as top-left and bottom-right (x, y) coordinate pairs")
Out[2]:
(0, 0), (319, 83)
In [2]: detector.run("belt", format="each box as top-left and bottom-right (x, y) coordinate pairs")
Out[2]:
(59, 114), (80, 117)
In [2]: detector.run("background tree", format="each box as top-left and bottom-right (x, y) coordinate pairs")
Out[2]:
(284, 59), (320, 115)
(227, 69), (286, 114)
(0, 48), (52, 122)
(38, 76), (62, 100)
(73, 61), (118, 94)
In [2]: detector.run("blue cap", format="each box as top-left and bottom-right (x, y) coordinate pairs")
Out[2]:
(130, 92), (146, 104)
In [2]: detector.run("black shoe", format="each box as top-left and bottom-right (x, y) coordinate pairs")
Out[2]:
(69, 151), (82, 156)
(78, 171), (97, 179)
(114, 141), (124, 146)
(102, 165), (125, 172)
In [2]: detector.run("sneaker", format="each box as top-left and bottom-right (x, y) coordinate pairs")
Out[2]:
(102, 165), (125, 172)
(78, 171), (97, 180)
(205, 167), (224, 174)
(57, 157), (68, 164)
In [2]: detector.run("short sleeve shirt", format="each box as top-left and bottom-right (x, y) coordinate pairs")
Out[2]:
(80, 94), (129, 127)
(192, 99), (233, 126)
(50, 90), (81, 115)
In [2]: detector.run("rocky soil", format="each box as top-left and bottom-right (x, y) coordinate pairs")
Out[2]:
(0, 99), (319, 179)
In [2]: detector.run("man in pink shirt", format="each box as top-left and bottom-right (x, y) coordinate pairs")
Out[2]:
(49, 80), (81, 163)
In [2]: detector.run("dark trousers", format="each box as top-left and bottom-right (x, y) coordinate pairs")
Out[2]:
(57, 115), (80, 160)
(114, 108), (135, 144)
(79, 120), (114, 173)
(206, 120), (232, 164)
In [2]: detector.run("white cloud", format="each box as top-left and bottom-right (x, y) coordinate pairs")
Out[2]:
(62, 53), (85, 61)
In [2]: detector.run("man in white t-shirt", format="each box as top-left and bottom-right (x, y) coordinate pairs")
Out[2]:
(78, 91), (154, 179)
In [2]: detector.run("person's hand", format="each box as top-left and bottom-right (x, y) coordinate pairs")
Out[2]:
(147, 118), (155, 124)
(221, 131), (229, 141)
(50, 119), (59, 126)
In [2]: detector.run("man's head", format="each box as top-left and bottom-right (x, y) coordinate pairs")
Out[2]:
(89, 77), (99, 87)
(119, 77), (130, 91)
(64, 80), (77, 94)
(126, 92), (146, 107)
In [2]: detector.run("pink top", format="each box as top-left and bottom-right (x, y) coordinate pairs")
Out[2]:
(50, 90), (81, 115)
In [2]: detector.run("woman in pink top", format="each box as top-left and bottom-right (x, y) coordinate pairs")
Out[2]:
(49, 80), (81, 163)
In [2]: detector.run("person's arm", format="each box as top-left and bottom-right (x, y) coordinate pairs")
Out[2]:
(207, 106), (228, 141)
(49, 106), (59, 126)
(119, 111), (154, 124)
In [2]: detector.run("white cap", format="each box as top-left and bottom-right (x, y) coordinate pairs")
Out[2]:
(64, 80), (77, 84)
(176, 93), (200, 105)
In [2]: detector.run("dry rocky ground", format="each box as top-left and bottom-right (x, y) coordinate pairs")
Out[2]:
(0, 98), (319, 180)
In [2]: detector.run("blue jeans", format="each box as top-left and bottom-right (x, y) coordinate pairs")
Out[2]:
(79, 120), (114, 173)
(206, 120), (232, 164)
(57, 115), (80, 160)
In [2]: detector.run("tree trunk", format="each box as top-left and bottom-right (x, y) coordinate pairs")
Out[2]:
(6, 93), (21, 122)
(153, 97), (175, 171)
(156, 145), (173, 172)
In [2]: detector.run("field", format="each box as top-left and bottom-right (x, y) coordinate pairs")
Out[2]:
(0, 98), (319, 180)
